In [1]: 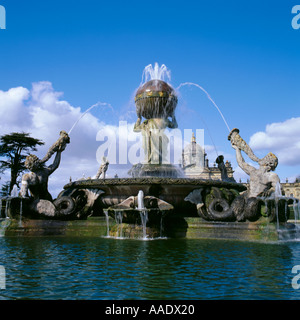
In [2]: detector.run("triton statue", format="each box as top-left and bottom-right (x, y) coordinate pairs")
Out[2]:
(20, 131), (70, 200)
(228, 128), (280, 198)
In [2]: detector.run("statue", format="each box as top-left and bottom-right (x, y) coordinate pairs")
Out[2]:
(228, 128), (280, 198)
(133, 79), (178, 165)
(95, 156), (109, 179)
(40, 130), (70, 164)
(20, 131), (70, 201)
(215, 155), (235, 183)
(134, 115), (178, 164)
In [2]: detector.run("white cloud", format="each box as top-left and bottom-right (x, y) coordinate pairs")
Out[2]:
(0, 87), (31, 130)
(0, 81), (128, 197)
(249, 117), (300, 166)
(3, 82), (299, 197)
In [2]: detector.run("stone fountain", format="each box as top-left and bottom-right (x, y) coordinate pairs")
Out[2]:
(1, 64), (299, 241)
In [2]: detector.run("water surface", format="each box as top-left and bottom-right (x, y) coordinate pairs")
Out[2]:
(0, 237), (300, 300)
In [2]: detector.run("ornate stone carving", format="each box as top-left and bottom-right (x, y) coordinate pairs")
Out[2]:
(40, 130), (70, 164)
(228, 128), (280, 198)
(19, 131), (72, 218)
(133, 79), (179, 174)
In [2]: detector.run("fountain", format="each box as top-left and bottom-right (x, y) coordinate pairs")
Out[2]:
(1, 63), (298, 241)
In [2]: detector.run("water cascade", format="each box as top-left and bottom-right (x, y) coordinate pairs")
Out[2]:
(5, 199), (10, 219)
(292, 198), (300, 238)
(19, 199), (23, 227)
(293, 199), (300, 222)
(275, 181), (283, 198)
(10, 185), (18, 198)
(114, 211), (124, 238)
(104, 210), (110, 237)
(137, 190), (148, 239)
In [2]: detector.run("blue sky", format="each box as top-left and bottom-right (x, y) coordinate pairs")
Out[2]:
(0, 0), (300, 195)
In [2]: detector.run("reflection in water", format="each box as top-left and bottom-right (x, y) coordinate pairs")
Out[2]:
(0, 237), (300, 300)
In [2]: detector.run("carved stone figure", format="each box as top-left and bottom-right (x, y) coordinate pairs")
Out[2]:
(20, 131), (69, 202)
(215, 155), (235, 182)
(236, 148), (279, 198)
(95, 157), (109, 179)
(228, 128), (280, 198)
(183, 128), (285, 223)
(228, 128), (260, 162)
(134, 116), (178, 164)
(20, 151), (62, 201)
(133, 79), (178, 165)
(40, 130), (70, 164)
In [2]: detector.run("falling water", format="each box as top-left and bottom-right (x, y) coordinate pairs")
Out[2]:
(137, 190), (144, 210)
(115, 211), (124, 238)
(139, 210), (148, 240)
(289, 197), (300, 239)
(160, 215), (164, 238)
(19, 199), (23, 227)
(68, 102), (113, 135)
(141, 64), (231, 132)
(274, 182), (283, 231)
(285, 200), (288, 222)
(104, 210), (110, 237)
(10, 185), (18, 198)
(137, 190), (148, 239)
(0, 199), (2, 218)
(275, 198), (280, 230)
(176, 82), (231, 132)
(4, 199), (10, 219)
(293, 199), (300, 226)
(275, 181), (283, 198)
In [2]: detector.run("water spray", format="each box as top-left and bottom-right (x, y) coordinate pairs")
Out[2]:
(68, 101), (114, 135)
(176, 82), (231, 133)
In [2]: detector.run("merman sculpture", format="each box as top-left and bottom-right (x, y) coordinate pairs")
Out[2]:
(20, 131), (70, 201)
(19, 131), (71, 218)
(228, 128), (280, 198)
(20, 152), (62, 201)
(185, 128), (287, 223)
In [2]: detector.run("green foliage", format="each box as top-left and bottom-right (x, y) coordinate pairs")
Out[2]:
(0, 181), (10, 197)
(0, 132), (44, 192)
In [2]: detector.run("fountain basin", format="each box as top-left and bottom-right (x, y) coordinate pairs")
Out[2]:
(128, 164), (184, 178)
(1, 216), (299, 242)
(60, 177), (247, 214)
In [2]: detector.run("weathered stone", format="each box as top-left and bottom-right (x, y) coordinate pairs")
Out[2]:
(229, 128), (280, 198)
(20, 131), (70, 202)
(30, 199), (56, 217)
